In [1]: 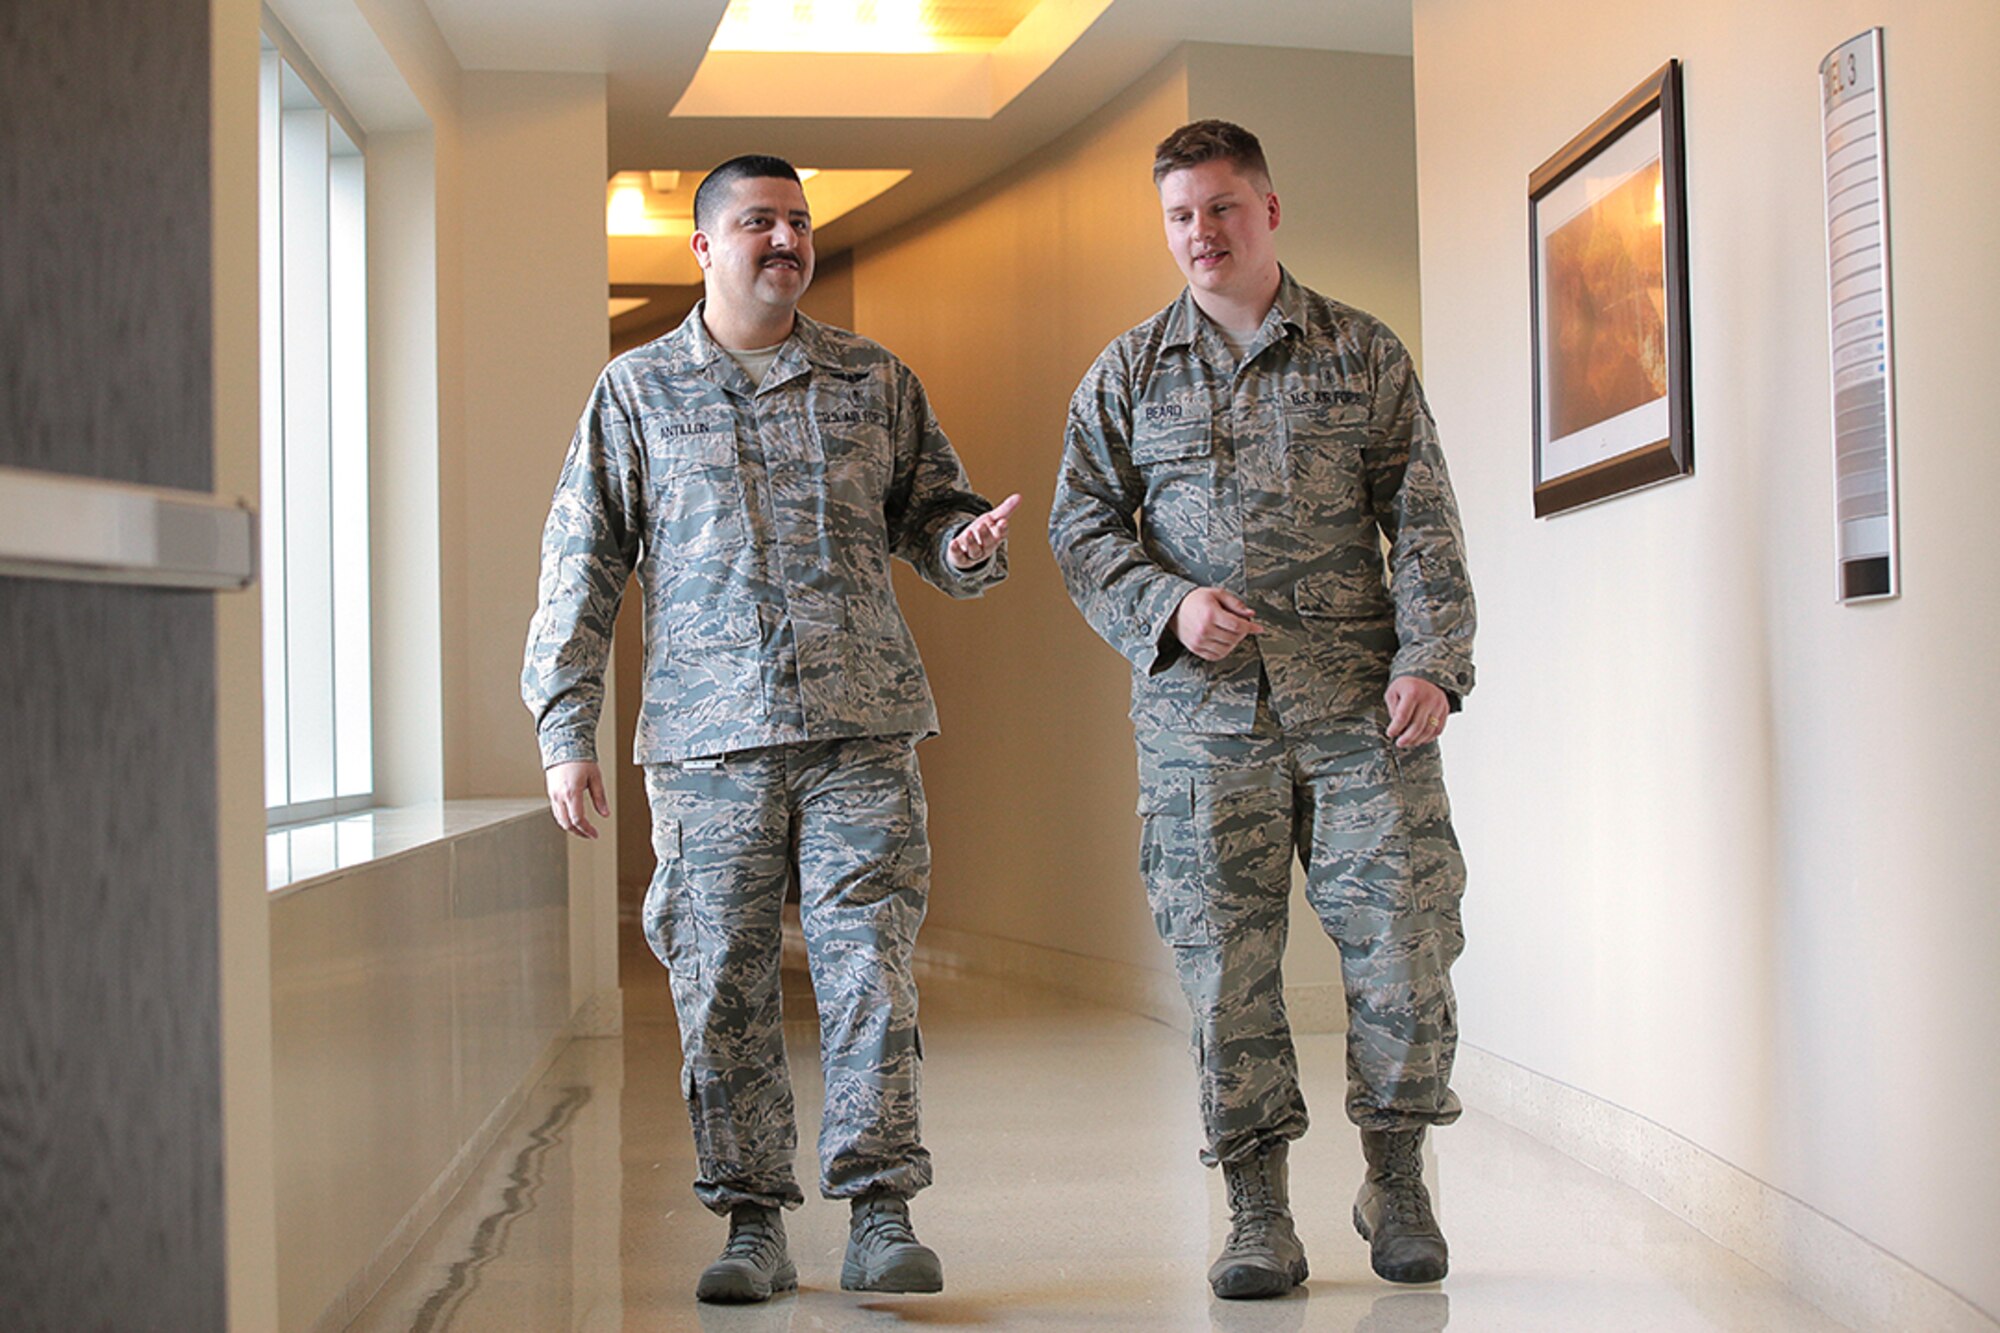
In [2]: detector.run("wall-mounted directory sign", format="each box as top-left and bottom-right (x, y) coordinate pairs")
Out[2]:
(1820, 29), (1899, 603)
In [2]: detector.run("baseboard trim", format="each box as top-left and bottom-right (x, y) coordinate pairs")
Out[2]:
(567, 986), (624, 1037)
(1454, 1044), (1997, 1333)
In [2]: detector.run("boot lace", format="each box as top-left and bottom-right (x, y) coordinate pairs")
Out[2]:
(1223, 1214), (1282, 1255)
(1380, 1180), (1437, 1231)
(721, 1213), (782, 1265)
(1377, 1134), (1425, 1180)
(1222, 1172), (1286, 1252)
(853, 1199), (919, 1250)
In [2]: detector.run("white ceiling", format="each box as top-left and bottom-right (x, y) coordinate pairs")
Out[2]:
(419, 0), (1413, 255)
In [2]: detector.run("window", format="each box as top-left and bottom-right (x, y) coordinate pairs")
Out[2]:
(259, 34), (372, 825)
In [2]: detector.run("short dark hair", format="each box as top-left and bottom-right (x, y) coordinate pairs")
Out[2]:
(693, 154), (803, 230)
(1151, 120), (1271, 189)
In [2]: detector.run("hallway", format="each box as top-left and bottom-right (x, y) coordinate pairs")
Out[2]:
(346, 954), (1845, 1332)
(6, 0), (1999, 1327)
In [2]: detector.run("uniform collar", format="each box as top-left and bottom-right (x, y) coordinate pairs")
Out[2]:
(786, 310), (843, 370)
(673, 300), (840, 389)
(1161, 266), (1310, 354)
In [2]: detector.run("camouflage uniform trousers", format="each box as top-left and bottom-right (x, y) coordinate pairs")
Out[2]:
(1136, 692), (1466, 1167)
(642, 735), (933, 1214)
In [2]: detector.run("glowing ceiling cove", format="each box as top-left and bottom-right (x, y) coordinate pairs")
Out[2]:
(675, 0), (1112, 119)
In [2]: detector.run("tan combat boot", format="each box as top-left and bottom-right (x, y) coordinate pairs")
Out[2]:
(841, 1194), (944, 1293)
(1354, 1128), (1449, 1283)
(695, 1203), (797, 1303)
(1209, 1141), (1310, 1299)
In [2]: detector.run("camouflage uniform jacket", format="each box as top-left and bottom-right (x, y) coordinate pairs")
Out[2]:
(524, 303), (1006, 766)
(1048, 269), (1473, 735)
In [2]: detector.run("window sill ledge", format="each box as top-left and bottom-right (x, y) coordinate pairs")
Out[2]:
(266, 798), (548, 898)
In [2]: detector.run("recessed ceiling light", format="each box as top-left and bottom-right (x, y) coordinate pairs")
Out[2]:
(674, 0), (1109, 121)
(709, 0), (1038, 55)
(607, 183), (652, 235)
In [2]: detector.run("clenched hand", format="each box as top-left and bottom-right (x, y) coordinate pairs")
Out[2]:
(1171, 587), (1267, 662)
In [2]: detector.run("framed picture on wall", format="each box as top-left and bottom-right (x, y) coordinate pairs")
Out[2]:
(1529, 60), (1692, 517)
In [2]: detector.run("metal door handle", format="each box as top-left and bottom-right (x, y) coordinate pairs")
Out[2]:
(0, 464), (257, 590)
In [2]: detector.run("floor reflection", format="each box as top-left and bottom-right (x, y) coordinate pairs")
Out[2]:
(1349, 1292), (1448, 1333)
(408, 1086), (592, 1333)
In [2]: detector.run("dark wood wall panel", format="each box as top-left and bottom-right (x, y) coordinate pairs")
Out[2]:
(0, 0), (226, 1329)
(0, 588), (224, 1331)
(0, 0), (212, 490)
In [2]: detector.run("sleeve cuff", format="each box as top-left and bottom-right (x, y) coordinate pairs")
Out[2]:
(1137, 576), (1202, 676)
(539, 729), (599, 767)
(1389, 657), (1474, 710)
(938, 523), (1008, 594)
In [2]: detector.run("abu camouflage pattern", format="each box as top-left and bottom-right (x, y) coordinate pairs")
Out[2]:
(523, 302), (1004, 768)
(1136, 701), (1465, 1162)
(1047, 268), (1474, 735)
(644, 737), (933, 1212)
(1049, 270), (1474, 1153)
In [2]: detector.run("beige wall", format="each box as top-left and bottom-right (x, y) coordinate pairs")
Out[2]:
(368, 127), (447, 808)
(850, 45), (1426, 998)
(801, 246), (855, 329)
(453, 71), (610, 800)
(450, 72), (622, 1025)
(1412, 0), (2000, 1316)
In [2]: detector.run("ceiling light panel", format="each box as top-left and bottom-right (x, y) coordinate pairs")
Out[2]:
(709, 0), (1039, 54)
(605, 170), (696, 237)
(675, 0), (1108, 120)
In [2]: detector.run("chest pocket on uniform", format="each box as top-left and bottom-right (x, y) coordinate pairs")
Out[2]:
(1131, 412), (1213, 543)
(654, 430), (745, 556)
(1282, 395), (1371, 515)
(811, 405), (891, 506)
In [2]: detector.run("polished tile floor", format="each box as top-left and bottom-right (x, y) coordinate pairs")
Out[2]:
(349, 947), (1848, 1332)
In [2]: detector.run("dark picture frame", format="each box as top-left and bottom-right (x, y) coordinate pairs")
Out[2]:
(1529, 60), (1692, 518)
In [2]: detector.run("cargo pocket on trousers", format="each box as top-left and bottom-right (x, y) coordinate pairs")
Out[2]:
(685, 1065), (739, 1166)
(643, 816), (702, 980)
(1386, 741), (1464, 916)
(1138, 780), (1211, 946)
(1312, 743), (1417, 921)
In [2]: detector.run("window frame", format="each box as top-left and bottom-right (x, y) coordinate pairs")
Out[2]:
(258, 24), (375, 829)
